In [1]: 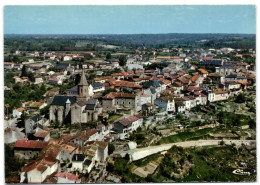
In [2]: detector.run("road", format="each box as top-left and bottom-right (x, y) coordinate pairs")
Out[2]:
(114, 140), (256, 161)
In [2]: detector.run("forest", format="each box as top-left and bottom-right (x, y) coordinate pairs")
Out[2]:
(4, 33), (256, 52)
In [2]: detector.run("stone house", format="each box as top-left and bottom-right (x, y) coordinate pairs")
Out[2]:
(13, 140), (48, 160)
(155, 96), (175, 113)
(56, 144), (76, 163)
(136, 92), (151, 112)
(215, 65), (234, 75)
(102, 92), (138, 112)
(70, 129), (101, 148)
(143, 88), (157, 104)
(213, 89), (229, 102)
(25, 115), (49, 135)
(20, 158), (59, 183)
(113, 115), (143, 139)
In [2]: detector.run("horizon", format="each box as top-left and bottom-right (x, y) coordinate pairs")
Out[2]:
(4, 5), (256, 35)
(4, 33), (256, 35)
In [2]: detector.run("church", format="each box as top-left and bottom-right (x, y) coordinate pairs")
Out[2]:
(49, 70), (103, 124)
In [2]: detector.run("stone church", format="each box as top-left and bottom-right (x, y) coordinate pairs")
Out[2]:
(49, 71), (103, 124)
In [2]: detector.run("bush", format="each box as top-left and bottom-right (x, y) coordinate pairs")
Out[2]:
(108, 143), (115, 155)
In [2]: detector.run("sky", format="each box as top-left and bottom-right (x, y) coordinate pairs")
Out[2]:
(4, 5), (256, 34)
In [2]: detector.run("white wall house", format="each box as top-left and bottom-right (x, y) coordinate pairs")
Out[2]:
(113, 115), (143, 139)
(154, 96), (175, 112)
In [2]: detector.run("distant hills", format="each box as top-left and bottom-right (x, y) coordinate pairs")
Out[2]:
(4, 33), (256, 50)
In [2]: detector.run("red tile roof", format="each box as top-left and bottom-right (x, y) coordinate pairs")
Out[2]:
(198, 68), (208, 74)
(74, 129), (98, 141)
(117, 115), (143, 126)
(103, 92), (136, 99)
(55, 172), (78, 181)
(14, 140), (48, 149)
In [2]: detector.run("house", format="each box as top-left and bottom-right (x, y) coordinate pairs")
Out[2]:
(225, 74), (247, 82)
(155, 96), (175, 113)
(20, 157), (59, 183)
(71, 154), (86, 172)
(4, 62), (14, 69)
(13, 64), (23, 70)
(34, 76), (44, 84)
(102, 92), (138, 112)
(127, 64), (144, 70)
(55, 172), (79, 183)
(113, 115), (143, 139)
(48, 78), (63, 85)
(25, 115), (49, 134)
(70, 129), (100, 148)
(143, 88), (157, 104)
(13, 140), (48, 160)
(175, 101), (186, 113)
(207, 73), (225, 83)
(137, 92), (152, 112)
(143, 80), (163, 97)
(56, 144), (77, 163)
(91, 83), (105, 94)
(12, 107), (26, 118)
(28, 101), (47, 110)
(112, 62), (119, 68)
(213, 89), (229, 101)
(33, 130), (51, 142)
(199, 59), (223, 66)
(198, 68), (209, 77)
(63, 55), (73, 61)
(215, 65), (234, 75)
(4, 127), (27, 144)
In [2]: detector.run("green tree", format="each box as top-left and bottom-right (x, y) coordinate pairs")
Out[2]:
(235, 93), (246, 103)
(21, 65), (27, 77)
(119, 55), (127, 66)
(106, 52), (112, 60)
(108, 143), (115, 155)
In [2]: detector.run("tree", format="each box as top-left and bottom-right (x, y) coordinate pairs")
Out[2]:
(21, 65), (27, 77)
(106, 52), (112, 60)
(75, 73), (81, 85)
(102, 88), (117, 96)
(119, 55), (127, 66)
(108, 143), (115, 155)
(235, 93), (246, 103)
(248, 119), (256, 129)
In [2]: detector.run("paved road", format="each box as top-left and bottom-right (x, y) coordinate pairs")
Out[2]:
(114, 140), (256, 161)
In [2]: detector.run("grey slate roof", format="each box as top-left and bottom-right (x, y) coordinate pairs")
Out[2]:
(78, 71), (88, 86)
(150, 88), (156, 94)
(87, 98), (97, 105)
(91, 83), (104, 89)
(86, 104), (95, 110)
(143, 80), (161, 88)
(55, 63), (69, 69)
(30, 115), (40, 122)
(72, 154), (85, 162)
(51, 96), (77, 106)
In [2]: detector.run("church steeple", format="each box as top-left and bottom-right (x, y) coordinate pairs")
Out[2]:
(78, 70), (88, 86)
(77, 70), (89, 101)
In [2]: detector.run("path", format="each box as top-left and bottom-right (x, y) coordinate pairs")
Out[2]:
(114, 140), (256, 161)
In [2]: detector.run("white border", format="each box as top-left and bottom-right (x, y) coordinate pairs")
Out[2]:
(0, 1), (258, 185)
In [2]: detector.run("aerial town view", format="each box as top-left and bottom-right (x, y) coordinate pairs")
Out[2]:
(3, 5), (256, 183)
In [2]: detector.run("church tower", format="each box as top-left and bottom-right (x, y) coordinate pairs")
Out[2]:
(77, 70), (90, 101)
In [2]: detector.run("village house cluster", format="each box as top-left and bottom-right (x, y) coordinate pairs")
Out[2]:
(4, 46), (256, 183)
